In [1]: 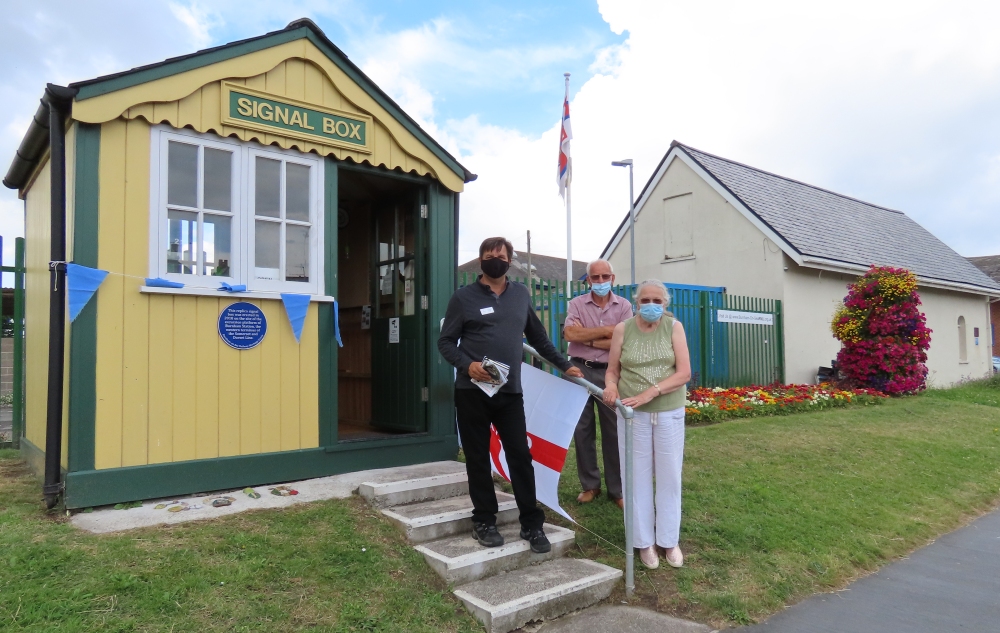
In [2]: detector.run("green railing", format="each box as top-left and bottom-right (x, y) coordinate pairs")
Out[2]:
(457, 271), (783, 388)
(1, 237), (25, 449)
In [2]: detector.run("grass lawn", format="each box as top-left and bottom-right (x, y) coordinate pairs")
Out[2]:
(1, 376), (998, 631)
(551, 375), (1000, 627)
(0, 452), (481, 632)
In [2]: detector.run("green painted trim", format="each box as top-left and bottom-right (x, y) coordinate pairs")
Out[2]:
(318, 157), (338, 446)
(63, 435), (459, 509)
(72, 27), (468, 182)
(73, 29), (305, 100)
(68, 123), (101, 473)
(427, 183), (457, 438)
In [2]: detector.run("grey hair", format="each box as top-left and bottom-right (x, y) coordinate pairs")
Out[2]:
(586, 259), (614, 276)
(635, 279), (671, 307)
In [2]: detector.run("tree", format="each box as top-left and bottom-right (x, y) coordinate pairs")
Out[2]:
(831, 266), (931, 394)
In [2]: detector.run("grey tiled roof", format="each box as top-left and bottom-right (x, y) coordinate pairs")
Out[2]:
(677, 143), (1000, 292)
(968, 255), (1000, 284)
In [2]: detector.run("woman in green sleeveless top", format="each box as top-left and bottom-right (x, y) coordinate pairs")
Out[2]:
(602, 280), (691, 570)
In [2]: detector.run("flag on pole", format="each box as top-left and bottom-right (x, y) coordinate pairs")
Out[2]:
(557, 82), (572, 198)
(489, 363), (590, 521)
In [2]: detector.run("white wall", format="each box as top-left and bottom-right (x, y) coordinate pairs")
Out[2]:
(920, 287), (993, 387)
(782, 264), (855, 384)
(606, 157), (785, 298)
(782, 262), (993, 387)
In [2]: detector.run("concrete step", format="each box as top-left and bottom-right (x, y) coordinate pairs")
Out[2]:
(453, 557), (623, 633)
(358, 470), (468, 508)
(381, 492), (519, 544)
(414, 523), (576, 585)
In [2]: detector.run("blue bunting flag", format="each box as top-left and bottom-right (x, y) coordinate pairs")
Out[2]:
(67, 263), (110, 322)
(280, 293), (311, 343)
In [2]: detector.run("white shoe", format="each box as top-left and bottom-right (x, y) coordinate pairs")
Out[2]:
(639, 546), (659, 569)
(663, 546), (683, 568)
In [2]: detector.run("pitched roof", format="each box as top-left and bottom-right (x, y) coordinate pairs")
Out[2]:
(458, 252), (588, 281)
(968, 255), (1000, 284)
(603, 141), (1000, 293)
(5, 18), (475, 191)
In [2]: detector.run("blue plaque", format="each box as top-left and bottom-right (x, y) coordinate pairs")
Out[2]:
(218, 302), (267, 350)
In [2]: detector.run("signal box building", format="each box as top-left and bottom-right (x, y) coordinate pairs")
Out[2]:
(3, 19), (475, 508)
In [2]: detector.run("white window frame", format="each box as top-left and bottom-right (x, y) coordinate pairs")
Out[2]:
(149, 125), (324, 297)
(247, 147), (321, 294)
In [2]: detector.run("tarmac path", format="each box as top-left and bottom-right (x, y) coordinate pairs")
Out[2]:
(739, 507), (1000, 633)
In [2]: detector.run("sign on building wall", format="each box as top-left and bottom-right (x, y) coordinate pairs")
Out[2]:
(221, 82), (373, 154)
(717, 309), (774, 326)
(219, 302), (268, 349)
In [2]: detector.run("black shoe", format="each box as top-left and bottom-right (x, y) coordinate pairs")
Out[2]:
(519, 527), (551, 553)
(472, 522), (504, 547)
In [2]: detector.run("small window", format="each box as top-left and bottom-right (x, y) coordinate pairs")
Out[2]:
(151, 126), (323, 295)
(958, 316), (967, 362)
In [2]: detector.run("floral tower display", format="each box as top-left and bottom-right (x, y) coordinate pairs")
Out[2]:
(831, 266), (932, 394)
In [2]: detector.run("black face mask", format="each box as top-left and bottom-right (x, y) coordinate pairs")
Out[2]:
(481, 257), (510, 279)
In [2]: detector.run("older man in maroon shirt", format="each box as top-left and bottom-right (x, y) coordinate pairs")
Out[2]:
(563, 259), (633, 508)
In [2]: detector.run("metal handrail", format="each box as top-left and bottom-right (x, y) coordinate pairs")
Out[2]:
(522, 343), (637, 597)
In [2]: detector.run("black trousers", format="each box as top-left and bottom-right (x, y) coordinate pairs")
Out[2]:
(455, 388), (545, 531)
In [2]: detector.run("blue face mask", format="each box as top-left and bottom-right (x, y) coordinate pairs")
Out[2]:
(591, 282), (612, 297)
(638, 303), (664, 322)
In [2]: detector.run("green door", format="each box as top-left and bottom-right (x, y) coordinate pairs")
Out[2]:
(371, 191), (427, 433)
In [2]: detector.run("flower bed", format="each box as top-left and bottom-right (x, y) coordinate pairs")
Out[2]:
(684, 384), (886, 423)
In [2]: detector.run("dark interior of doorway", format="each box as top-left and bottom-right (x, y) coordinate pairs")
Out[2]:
(337, 167), (425, 441)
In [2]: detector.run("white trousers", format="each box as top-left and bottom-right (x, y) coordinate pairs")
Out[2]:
(617, 407), (685, 549)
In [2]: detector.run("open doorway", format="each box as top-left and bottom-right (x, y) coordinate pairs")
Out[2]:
(337, 167), (428, 441)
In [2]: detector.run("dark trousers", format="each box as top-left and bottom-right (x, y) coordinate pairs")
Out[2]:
(455, 388), (545, 531)
(572, 360), (623, 498)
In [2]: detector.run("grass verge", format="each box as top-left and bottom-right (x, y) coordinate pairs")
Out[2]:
(0, 457), (480, 632)
(552, 378), (1000, 627)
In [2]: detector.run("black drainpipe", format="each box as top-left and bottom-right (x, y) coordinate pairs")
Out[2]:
(42, 84), (75, 509)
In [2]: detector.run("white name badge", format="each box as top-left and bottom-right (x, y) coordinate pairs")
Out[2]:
(480, 307), (495, 315)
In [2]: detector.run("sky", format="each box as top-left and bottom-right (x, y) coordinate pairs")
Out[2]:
(3, 0), (1000, 278)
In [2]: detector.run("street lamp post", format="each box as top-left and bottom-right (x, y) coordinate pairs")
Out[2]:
(611, 157), (635, 597)
(611, 159), (635, 285)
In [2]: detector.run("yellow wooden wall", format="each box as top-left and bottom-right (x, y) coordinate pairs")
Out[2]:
(71, 38), (463, 192)
(121, 58), (437, 186)
(93, 117), (319, 470)
(23, 121), (76, 467)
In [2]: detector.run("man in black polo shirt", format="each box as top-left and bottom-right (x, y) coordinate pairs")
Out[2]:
(438, 237), (583, 552)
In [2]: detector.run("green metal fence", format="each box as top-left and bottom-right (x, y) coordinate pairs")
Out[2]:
(1, 237), (25, 450)
(457, 271), (784, 387)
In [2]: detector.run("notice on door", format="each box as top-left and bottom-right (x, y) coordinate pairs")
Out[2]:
(389, 317), (400, 343)
(717, 309), (774, 326)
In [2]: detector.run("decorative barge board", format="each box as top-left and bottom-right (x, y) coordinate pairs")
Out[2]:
(4, 18), (476, 509)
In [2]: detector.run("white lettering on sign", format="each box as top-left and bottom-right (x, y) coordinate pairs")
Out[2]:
(389, 317), (400, 343)
(717, 309), (774, 326)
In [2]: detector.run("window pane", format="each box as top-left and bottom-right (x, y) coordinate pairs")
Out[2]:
(286, 225), (309, 282)
(286, 163), (311, 222)
(203, 148), (232, 211)
(255, 220), (280, 280)
(203, 214), (232, 277)
(255, 157), (281, 218)
(167, 142), (198, 208)
(167, 209), (198, 275)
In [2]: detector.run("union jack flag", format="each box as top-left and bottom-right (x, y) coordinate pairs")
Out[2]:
(557, 85), (572, 198)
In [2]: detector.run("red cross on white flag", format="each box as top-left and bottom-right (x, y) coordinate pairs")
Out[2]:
(490, 363), (590, 521)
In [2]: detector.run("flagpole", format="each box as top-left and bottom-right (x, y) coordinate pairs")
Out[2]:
(564, 72), (572, 292)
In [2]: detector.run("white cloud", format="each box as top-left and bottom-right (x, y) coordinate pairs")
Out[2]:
(447, 0), (1000, 267)
(169, 2), (224, 50)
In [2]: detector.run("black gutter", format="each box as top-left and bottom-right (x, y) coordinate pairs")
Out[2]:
(41, 84), (76, 509)
(3, 103), (51, 192)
